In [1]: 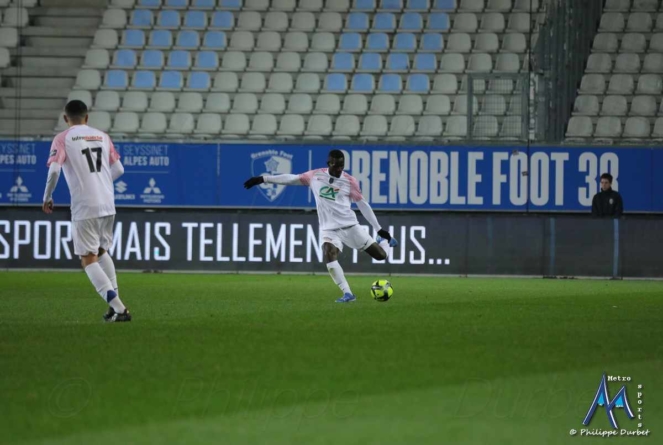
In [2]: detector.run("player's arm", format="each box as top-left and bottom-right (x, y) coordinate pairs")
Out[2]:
(43, 133), (67, 214)
(349, 177), (392, 240)
(108, 136), (124, 181)
(244, 170), (315, 189)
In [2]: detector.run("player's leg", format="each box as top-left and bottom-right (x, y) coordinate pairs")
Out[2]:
(344, 225), (395, 261)
(96, 216), (120, 297)
(322, 234), (356, 303)
(364, 242), (388, 261)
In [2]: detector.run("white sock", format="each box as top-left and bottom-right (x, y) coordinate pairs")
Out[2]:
(85, 262), (126, 313)
(379, 239), (391, 260)
(327, 261), (352, 295)
(97, 253), (119, 297)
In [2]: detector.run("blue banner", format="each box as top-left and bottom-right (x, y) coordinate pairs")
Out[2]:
(1, 140), (661, 212)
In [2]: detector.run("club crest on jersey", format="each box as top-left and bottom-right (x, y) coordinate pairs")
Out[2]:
(250, 150), (293, 202)
(319, 186), (340, 201)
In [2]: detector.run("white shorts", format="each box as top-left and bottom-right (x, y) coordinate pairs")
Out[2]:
(321, 224), (374, 252)
(73, 215), (115, 256)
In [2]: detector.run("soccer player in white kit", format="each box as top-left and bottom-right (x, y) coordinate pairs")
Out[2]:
(42, 100), (131, 322)
(244, 149), (398, 303)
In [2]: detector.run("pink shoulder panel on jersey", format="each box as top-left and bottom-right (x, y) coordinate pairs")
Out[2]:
(108, 135), (120, 165)
(345, 173), (364, 202)
(47, 129), (70, 166)
(299, 168), (324, 186)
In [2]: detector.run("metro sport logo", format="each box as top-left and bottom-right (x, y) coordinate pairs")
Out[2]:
(583, 374), (635, 429)
(319, 186), (340, 201)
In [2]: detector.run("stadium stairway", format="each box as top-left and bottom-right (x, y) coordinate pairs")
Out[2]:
(0, 0), (106, 137)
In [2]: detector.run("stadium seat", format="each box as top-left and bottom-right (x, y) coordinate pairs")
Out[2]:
(67, 90), (93, 108)
(351, 73), (375, 93)
(185, 71), (211, 90)
(236, 11), (261, 31)
(158, 71), (184, 90)
(460, 76), (486, 93)
(303, 52), (329, 72)
(311, 33), (335, 51)
(394, 33), (417, 52)
(572, 95), (599, 116)
(432, 0), (456, 10)
(120, 92), (149, 111)
(424, 95), (451, 115)
(210, 11), (234, 29)
(473, 115), (500, 138)
(319, 12), (343, 31)
(453, 13), (478, 32)
(354, 0), (377, 11)
(396, 95), (423, 115)
(600, 95), (627, 116)
(378, 74), (403, 93)
(630, 96), (657, 116)
(372, 13), (396, 32)
(204, 92), (231, 112)
(486, 0), (511, 12)
(627, 12), (652, 32)
(221, 51), (246, 70)
(480, 95), (506, 115)
(416, 115), (443, 139)
(331, 53), (355, 72)
(230, 31), (255, 50)
(488, 78), (514, 94)
(175, 31), (200, 49)
(643, 53), (663, 73)
(194, 113), (223, 138)
(432, 74), (458, 94)
(385, 53), (409, 72)
(412, 54), (437, 72)
(339, 33), (362, 52)
(565, 116), (592, 138)
(513, 0), (538, 11)
(460, 0), (483, 10)
(139, 0), (161, 8)
(267, 72), (294, 92)
(239, 72), (266, 92)
(366, 33), (390, 52)
(304, 115), (332, 137)
(360, 115), (388, 139)
(104, 70), (129, 89)
(110, 112), (139, 136)
(284, 32), (309, 51)
(256, 31), (282, 51)
(650, 34), (663, 53)
(501, 33), (527, 53)
(248, 114), (278, 138)
(291, 12), (316, 31)
(621, 33), (646, 53)
(342, 94), (368, 114)
(148, 30), (172, 48)
(407, 0), (430, 11)
(594, 116), (622, 139)
(607, 74), (634, 94)
(467, 53), (493, 72)
(623, 116), (651, 139)
(157, 10), (180, 29)
(264, 12), (288, 31)
(287, 93), (313, 113)
(494, 53), (519, 72)
(232, 93), (259, 113)
(633, 0), (659, 11)
(167, 50), (192, 70)
(315, 94), (341, 114)
(167, 113), (195, 137)
(499, 116), (523, 140)
(599, 13), (625, 32)
(332, 115), (361, 139)
(297, 0), (323, 10)
(507, 96), (522, 115)
(110, 49), (136, 68)
(592, 33), (618, 53)
(405, 74), (430, 93)
(611, 53), (639, 74)
(275, 52), (301, 71)
(165, 0), (188, 8)
(139, 113), (168, 138)
(247, 52), (274, 71)
(176, 92), (204, 112)
(122, 30), (145, 48)
(273, 0), (297, 11)
(452, 95), (479, 115)
(194, 51), (219, 70)
(369, 94), (396, 115)
(212, 72), (239, 92)
(323, 73), (348, 92)
(474, 33), (499, 53)
(653, 118), (663, 140)
(399, 12), (423, 31)
(259, 94), (286, 114)
(439, 53), (465, 73)
(87, 112), (112, 132)
(636, 74), (663, 95)
(276, 114), (305, 139)
(380, 0), (403, 9)
(221, 114), (250, 137)
(101, 9), (127, 29)
(507, 13), (531, 33)
(92, 29), (119, 49)
(139, 50), (164, 69)
(443, 115), (467, 138)
(92, 91), (119, 111)
(578, 74), (606, 94)
(604, 0), (629, 9)
(445, 33), (470, 52)
(184, 11), (208, 29)
(83, 49), (110, 69)
(427, 13), (450, 32)
(295, 73), (321, 92)
(130, 10), (153, 28)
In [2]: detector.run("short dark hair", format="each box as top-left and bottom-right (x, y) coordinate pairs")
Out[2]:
(64, 100), (88, 120)
(328, 149), (344, 159)
(600, 173), (613, 183)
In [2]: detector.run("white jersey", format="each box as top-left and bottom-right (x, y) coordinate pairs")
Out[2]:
(47, 125), (120, 221)
(299, 168), (364, 231)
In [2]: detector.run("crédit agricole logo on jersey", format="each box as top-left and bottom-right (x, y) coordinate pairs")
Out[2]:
(319, 186), (340, 201)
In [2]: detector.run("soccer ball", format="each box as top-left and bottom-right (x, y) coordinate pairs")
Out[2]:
(371, 280), (393, 302)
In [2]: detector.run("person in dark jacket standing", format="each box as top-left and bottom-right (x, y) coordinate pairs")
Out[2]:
(592, 173), (623, 217)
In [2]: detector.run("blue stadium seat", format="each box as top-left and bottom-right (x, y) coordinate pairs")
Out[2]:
(165, 0), (188, 8)
(420, 33), (444, 51)
(358, 53), (382, 72)
(339, 33), (362, 52)
(346, 13), (369, 31)
(211, 11), (234, 29)
(122, 30), (146, 48)
(413, 53), (436, 72)
(105, 70), (129, 89)
(168, 50), (192, 69)
(187, 71), (211, 89)
(159, 71), (183, 90)
(219, 0), (242, 9)
(202, 31), (226, 49)
(432, 0), (456, 10)
(372, 13), (395, 32)
(331, 53), (355, 72)
(351, 74), (375, 92)
(132, 71), (157, 89)
(149, 30), (173, 48)
(195, 51), (219, 69)
(399, 12), (423, 31)
(324, 73), (348, 92)
(130, 10), (153, 28)
(139, 0), (161, 8)
(393, 33), (416, 51)
(366, 33), (389, 51)
(141, 50), (164, 68)
(407, 0), (430, 11)
(380, 0), (403, 10)
(379, 74), (403, 92)
(184, 11), (207, 29)
(406, 73), (430, 93)
(428, 13), (450, 31)
(176, 31), (199, 48)
(355, 0), (377, 10)
(192, 0), (215, 8)
(113, 49), (137, 68)
(157, 10), (180, 28)
(386, 53), (409, 72)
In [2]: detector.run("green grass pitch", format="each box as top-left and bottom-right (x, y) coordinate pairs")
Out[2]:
(1, 272), (661, 445)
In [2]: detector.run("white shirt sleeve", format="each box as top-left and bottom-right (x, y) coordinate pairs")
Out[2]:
(355, 199), (381, 232)
(43, 162), (61, 202)
(111, 159), (125, 181)
(263, 174), (303, 185)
